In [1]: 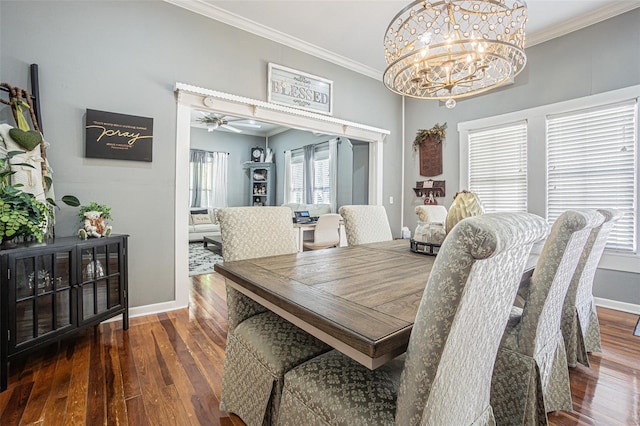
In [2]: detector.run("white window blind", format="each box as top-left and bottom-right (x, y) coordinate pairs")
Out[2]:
(547, 100), (637, 252)
(289, 143), (333, 205)
(468, 121), (528, 213)
(313, 145), (331, 204)
(290, 151), (304, 204)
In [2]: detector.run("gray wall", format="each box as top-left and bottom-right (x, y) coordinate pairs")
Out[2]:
(352, 141), (370, 205)
(0, 1), (402, 308)
(190, 128), (265, 207)
(403, 9), (640, 305)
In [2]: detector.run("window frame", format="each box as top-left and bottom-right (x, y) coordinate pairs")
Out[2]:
(458, 85), (640, 274)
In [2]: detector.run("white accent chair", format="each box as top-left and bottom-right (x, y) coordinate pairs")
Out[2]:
(302, 213), (342, 250)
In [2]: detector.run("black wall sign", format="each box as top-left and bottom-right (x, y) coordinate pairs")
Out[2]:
(85, 109), (153, 162)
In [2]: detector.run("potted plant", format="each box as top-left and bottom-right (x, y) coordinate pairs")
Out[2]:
(76, 201), (113, 239)
(0, 151), (52, 247)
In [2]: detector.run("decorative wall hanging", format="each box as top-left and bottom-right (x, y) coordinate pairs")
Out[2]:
(268, 63), (333, 115)
(413, 180), (446, 205)
(85, 109), (153, 162)
(413, 123), (446, 177)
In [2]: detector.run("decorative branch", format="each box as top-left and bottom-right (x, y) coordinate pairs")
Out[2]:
(412, 122), (447, 152)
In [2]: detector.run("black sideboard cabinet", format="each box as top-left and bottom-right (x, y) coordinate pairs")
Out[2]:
(0, 234), (129, 391)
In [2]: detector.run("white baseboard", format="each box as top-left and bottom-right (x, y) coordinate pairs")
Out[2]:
(101, 300), (189, 324)
(594, 297), (640, 315)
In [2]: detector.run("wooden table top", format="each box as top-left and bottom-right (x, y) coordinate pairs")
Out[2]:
(214, 239), (537, 369)
(215, 239), (435, 368)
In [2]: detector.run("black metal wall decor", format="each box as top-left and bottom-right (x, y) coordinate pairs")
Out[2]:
(85, 109), (153, 162)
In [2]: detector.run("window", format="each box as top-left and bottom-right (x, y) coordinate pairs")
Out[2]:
(547, 100), (637, 252)
(289, 151), (304, 204)
(459, 85), (639, 272)
(287, 142), (334, 205)
(189, 150), (228, 208)
(468, 121), (528, 213)
(313, 145), (331, 204)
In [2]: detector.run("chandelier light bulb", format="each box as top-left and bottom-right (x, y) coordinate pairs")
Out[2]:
(445, 98), (457, 108)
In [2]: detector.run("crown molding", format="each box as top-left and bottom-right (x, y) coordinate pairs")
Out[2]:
(165, 0), (639, 80)
(526, 2), (640, 48)
(163, 0), (383, 81)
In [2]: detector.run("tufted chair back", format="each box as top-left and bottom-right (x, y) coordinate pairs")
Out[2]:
(217, 206), (298, 332)
(217, 206), (297, 262)
(396, 212), (548, 425)
(562, 208), (622, 367)
(338, 205), (393, 245)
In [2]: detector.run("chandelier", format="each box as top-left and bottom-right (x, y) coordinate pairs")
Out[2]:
(383, 0), (528, 108)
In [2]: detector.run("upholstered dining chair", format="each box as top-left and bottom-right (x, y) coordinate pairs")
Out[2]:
(277, 212), (548, 426)
(445, 190), (484, 233)
(302, 213), (342, 250)
(338, 205), (393, 245)
(562, 208), (622, 368)
(217, 206), (330, 426)
(490, 209), (604, 426)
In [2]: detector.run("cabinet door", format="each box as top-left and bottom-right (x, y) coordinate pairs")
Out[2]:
(77, 239), (124, 326)
(9, 249), (74, 354)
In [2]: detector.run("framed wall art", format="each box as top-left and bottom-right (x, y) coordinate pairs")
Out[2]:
(268, 63), (333, 115)
(85, 109), (153, 162)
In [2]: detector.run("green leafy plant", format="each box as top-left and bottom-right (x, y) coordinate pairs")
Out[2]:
(412, 122), (447, 152)
(0, 151), (52, 243)
(76, 201), (112, 221)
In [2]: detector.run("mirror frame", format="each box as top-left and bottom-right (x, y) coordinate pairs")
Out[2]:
(173, 83), (390, 308)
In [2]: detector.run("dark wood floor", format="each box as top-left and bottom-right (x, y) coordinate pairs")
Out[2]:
(0, 272), (638, 425)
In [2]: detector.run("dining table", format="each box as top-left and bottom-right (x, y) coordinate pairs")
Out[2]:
(214, 239), (537, 370)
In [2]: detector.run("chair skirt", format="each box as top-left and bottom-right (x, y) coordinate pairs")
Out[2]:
(220, 311), (329, 426)
(277, 350), (403, 426)
(562, 299), (602, 368)
(491, 335), (572, 426)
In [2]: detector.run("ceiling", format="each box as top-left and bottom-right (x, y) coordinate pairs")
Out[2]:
(181, 0), (640, 134)
(191, 110), (290, 137)
(169, 0), (640, 80)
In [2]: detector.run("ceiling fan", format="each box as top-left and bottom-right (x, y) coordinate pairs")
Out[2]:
(197, 113), (262, 133)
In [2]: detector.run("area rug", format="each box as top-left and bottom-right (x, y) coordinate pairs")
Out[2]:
(189, 242), (223, 276)
(634, 317), (640, 337)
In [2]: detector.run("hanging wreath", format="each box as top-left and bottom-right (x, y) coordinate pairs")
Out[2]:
(412, 122), (447, 152)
